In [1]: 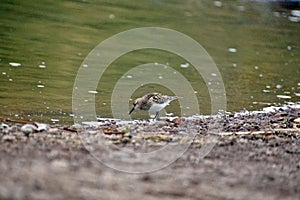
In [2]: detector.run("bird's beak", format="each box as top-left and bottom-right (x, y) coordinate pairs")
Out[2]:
(129, 105), (135, 114)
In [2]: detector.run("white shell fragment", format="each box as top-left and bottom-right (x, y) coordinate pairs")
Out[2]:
(214, 1), (222, 7)
(276, 95), (292, 99)
(38, 64), (47, 69)
(228, 48), (237, 53)
(180, 63), (190, 68)
(88, 90), (98, 94)
(9, 62), (21, 67)
(51, 119), (60, 123)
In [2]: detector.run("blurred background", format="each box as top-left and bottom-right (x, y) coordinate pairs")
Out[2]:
(0, 0), (299, 123)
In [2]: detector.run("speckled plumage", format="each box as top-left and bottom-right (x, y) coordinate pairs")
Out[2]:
(129, 93), (178, 119)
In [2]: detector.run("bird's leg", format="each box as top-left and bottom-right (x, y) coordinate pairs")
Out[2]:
(154, 112), (160, 120)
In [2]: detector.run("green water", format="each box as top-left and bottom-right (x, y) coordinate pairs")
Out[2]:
(0, 0), (299, 123)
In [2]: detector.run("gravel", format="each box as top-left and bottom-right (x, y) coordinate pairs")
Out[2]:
(0, 105), (299, 200)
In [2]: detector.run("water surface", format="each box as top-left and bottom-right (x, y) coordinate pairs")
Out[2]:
(0, 0), (299, 123)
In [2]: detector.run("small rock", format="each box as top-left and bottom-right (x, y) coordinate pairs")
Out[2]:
(21, 124), (37, 135)
(103, 126), (125, 135)
(148, 134), (170, 142)
(87, 130), (98, 135)
(51, 159), (69, 168)
(124, 132), (136, 138)
(105, 134), (121, 141)
(214, 1), (222, 7)
(156, 121), (167, 128)
(0, 123), (9, 134)
(13, 131), (25, 137)
(34, 122), (48, 132)
(172, 118), (185, 126)
(121, 137), (131, 143)
(10, 125), (19, 132)
(293, 118), (300, 128)
(2, 135), (16, 142)
(0, 122), (9, 129)
(48, 128), (60, 134)
(294, 118), (300, 124)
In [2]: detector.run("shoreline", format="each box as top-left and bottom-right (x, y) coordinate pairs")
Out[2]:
(0, 104), (300, 199)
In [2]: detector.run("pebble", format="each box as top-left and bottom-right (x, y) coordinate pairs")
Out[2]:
(172, 118), (185, 126)
(291, 10), (300, 17)
(0, 104), (299, 148)
(48, 128), (60, 134)
(51, 159), (69, 169)
(155, 121), (168, 128)
(288, 16), (300, 22)
(2, 135), (16, 142)
(0, 122), (9, 129)
(294, 118), (300, 128)
(87, 130), (98, 135)
(294, 118), (300, 124)
(214, 1), (222, 7)
(0, 123), (9, 134)
(148, 134), (170, 142)
(34, 122), (48, 132)
(21, 124), (37, 135)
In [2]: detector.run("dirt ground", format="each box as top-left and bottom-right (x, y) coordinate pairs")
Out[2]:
(0, 108), (300, 200)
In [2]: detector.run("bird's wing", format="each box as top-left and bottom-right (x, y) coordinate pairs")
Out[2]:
(143, 92), (158, 98)
(143, 93), (160, 102)
(151, 93), (169, 104)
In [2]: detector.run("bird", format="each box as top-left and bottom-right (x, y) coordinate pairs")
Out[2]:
(129, 93), (178, 120)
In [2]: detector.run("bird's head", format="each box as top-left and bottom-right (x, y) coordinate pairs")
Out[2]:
(129, 98), (142, 114)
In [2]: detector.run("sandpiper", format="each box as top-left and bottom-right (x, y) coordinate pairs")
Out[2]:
(129, 93), (178, 119)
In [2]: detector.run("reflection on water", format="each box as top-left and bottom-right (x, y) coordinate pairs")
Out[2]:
(0, 0), (299, 123)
